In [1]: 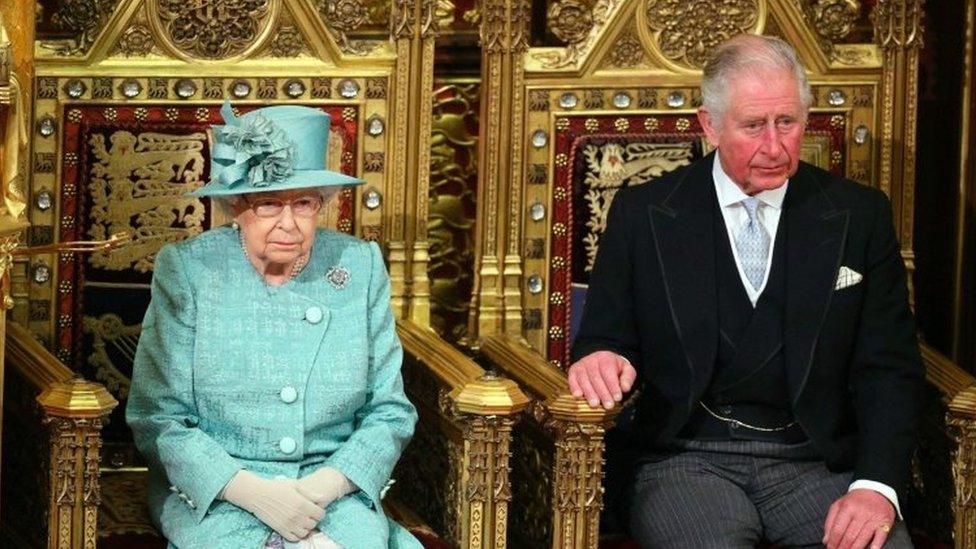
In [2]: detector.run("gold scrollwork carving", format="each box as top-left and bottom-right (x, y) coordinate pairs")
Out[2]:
(392, 0), (417, 39)
(607, 31), (645, 68)
(316, 0), (375, 55)
(808, 0), (861, 42)
(547, 0), (595, 44)
(643, 0), (760, 69)
(87, 130), (207, 272)
(114, 25), (157, 57)
(43, 0), (120, 56)
(430, 83), (479, 343)
(83, 313), (140, 400)
(874, 0), (924, 50)
(949, 410), (976, 546)
(481, 0), (530, 54)
(48, 418), (79, 507)
(269, 26), (308, 57)
(533, 0), (623, 68)
(461, 414), (515, 547)
(149, 0), (275, 60)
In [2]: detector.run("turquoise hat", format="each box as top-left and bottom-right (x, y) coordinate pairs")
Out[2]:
(191, 101), (364, 197)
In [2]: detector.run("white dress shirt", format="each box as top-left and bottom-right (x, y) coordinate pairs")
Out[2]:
(711, 154), (902, 518)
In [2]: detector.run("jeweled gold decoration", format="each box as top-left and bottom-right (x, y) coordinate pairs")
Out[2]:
(86, 131), (206, 272)
(643, 0), (760, 69)
(547, 0), (594, 44)
(149, 0), (274, 60)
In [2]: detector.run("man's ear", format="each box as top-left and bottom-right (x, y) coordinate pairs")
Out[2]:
(697, 107), (721, 148)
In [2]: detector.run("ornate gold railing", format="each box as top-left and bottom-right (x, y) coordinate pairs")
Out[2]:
(481, 334), (616, 549)
(923, 343), (976, 548)
(396, 319), (530, 548)
(4, 321), (117, 549)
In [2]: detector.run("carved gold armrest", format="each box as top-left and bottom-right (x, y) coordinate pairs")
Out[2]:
(922, 344), (976, 549)
(481, 333), (617, 549)
(396, 319), (530, 548)
(5, 321), (117, 549)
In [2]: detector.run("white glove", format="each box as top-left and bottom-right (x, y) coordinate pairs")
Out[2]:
(298, 466), (357, 508)
(221, 470), (325, 542)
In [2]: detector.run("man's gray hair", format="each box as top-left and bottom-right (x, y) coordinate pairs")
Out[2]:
(701, 35), (813, 126)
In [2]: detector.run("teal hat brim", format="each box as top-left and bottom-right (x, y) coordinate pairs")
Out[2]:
(188, 169), (364, 197)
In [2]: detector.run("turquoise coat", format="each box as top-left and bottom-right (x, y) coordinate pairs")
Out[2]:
(126, 227), (421, 549)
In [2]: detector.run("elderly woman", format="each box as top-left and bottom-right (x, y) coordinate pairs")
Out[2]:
(126, 102), (421, 549)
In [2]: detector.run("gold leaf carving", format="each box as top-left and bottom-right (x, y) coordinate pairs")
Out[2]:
(83, 314), (140, 399)
(114, 24), (157, 57)
(316, 0), (376, 55)
(86, 131), (207, 272)
(547, 0), (594, 44)
(809, 0), (861, 42)
(151, 0), (273, 60)
(269, 25), (307, 57)
(874, 0), (924, 50)
(607, 31), (644, 68)
(533, 0), (623, 68)
(643, 0), (760, 69)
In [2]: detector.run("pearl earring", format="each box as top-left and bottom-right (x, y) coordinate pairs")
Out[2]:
(231, 221), (239, 230)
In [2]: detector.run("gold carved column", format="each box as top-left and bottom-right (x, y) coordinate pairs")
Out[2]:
(949, 385), (976, 549)
(37, 379), (117, 549)
(391, 0), (438, 324)
(468, 0), (530, 342)
(874, 0), (924, 302)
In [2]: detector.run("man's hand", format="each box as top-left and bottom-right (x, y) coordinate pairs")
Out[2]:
(567, 350), (637, 409)
(823, 489), (896, 549)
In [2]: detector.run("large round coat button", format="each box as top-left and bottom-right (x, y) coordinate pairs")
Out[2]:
(279, 386), (298, 404)
(279, 437), (297, 455)
(305, 306), (323, 324)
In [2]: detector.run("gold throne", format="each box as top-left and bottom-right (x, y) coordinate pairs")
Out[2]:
(467, 0), (976, 547)
(0, 1), (528, 548)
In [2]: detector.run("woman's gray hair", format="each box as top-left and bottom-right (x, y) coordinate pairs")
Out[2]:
(701, 35), (813, 128)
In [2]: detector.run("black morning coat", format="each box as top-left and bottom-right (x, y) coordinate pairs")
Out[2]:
(571, 151), (924, 501)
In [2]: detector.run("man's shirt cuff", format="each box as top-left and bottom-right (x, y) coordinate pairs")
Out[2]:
(849, 480), (902, 520)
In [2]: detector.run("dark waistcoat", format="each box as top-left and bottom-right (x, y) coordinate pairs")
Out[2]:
(678, 199), (806, 443)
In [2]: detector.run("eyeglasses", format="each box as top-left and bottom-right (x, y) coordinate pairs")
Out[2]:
(242, 195), (323, 218)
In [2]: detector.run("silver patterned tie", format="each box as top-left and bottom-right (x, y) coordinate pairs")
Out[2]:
(735, 197), (770, 291)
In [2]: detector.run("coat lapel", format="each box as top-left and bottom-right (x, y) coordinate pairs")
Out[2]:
(784, 164), (849, 403)
(647, 154), (718, 404)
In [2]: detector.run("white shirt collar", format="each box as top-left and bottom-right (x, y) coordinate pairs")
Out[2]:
(712, 152), (789, 210)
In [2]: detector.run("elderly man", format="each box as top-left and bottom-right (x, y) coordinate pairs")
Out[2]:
(569, 35), (921, 548)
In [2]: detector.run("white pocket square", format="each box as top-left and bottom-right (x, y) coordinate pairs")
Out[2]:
(835, 266), (863, 290)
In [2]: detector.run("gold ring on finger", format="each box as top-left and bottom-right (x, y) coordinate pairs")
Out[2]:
(878, 522), (891, 533)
